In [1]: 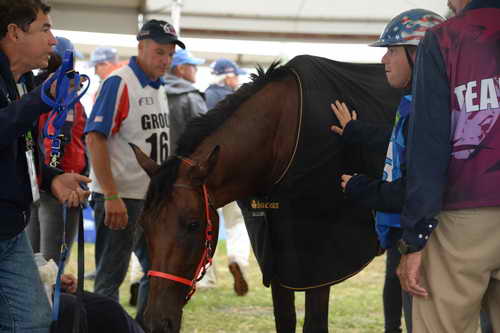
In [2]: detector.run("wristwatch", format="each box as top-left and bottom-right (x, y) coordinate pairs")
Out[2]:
(397, 239), (420, 255)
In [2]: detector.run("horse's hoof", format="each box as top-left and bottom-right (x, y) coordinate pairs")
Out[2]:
(228, 262), (248, 296)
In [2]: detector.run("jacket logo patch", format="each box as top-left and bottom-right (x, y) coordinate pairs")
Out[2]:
(250, 200), (280, 209)
(454, 76), (500, 113)
(138, 97), (154, 106)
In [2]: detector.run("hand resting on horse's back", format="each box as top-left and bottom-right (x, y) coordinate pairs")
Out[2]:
(330, 100), (357, 136)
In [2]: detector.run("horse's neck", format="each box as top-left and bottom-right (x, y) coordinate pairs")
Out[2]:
(194, 76), (299, 208)
(192, 110), (275, 207)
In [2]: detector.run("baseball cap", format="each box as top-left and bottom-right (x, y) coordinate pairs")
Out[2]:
(53, 37), (83, 59)
(137, 19), (186, 49)
(171, 49), (205, 69)
(210, 58), (247, 76)
(87, 47), (118, 67)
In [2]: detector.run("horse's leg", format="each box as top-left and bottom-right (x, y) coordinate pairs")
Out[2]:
(303, 285), (331, 333)
(271, 279), (296, 333)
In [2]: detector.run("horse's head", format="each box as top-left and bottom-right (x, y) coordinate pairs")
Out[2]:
(131, 144), (220, 333)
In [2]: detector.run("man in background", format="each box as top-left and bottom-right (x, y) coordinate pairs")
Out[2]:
(88, 47), (121, 81)
(85, 19), (184, 325)
(84, 46), (129, 283)
(165, 49), (207, 153)
(205, 58), (247, 110)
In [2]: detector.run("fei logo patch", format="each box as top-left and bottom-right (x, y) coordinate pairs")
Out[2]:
(138, 97), (154, 106)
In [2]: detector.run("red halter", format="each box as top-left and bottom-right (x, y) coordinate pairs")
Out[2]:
(147, 157), (215, 302)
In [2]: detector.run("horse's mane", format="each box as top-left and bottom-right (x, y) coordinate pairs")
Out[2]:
(144, 61), (291, 212)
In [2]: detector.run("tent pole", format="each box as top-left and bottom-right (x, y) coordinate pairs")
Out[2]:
(171, 0), (182, 35)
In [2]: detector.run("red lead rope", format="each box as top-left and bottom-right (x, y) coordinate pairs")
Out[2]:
(147, 158), (215, 302)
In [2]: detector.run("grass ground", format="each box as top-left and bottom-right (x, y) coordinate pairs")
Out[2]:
(66, 241), (401, 332)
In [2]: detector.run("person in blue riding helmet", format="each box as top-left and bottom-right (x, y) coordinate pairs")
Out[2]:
(329, 8), (444, 333)
(26, 36), (89, 267)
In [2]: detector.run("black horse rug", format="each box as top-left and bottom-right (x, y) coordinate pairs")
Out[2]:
(240, 55), (402, 290)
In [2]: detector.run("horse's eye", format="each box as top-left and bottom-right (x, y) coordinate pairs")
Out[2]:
(187, 221), (201, 232)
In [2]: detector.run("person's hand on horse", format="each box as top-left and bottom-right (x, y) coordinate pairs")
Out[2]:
(340, 174), (353, 191)
(51, 173), (91, 208)
(397, 251), (428, 298)
(104, 197), (128, 230)
(61, 273), (77, 294)
(330, 100), (357, 135)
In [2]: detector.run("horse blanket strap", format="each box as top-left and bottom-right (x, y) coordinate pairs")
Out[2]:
(41, 50), (90, 168)
(147, 157), (215, 302)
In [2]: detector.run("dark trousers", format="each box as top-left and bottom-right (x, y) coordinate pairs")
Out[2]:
(91, 193), (149, 324)
(27, 191), (80, 263)
(384, 246), (412, 333)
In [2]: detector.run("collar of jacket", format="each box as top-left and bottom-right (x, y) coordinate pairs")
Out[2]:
(0, 51), (35, 97)
(0, 51), (17, 97)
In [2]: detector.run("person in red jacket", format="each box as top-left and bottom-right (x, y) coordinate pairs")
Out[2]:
(27, 36), (89, 263)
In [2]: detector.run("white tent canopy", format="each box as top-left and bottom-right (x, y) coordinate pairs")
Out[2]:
(50, 0), (450, 65)
(51, 0), (449, 40)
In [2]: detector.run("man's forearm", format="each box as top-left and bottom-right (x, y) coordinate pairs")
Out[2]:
(85, 132), (118, 196)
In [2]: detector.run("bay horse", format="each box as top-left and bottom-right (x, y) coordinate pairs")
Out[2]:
(132, 56), (400, 333)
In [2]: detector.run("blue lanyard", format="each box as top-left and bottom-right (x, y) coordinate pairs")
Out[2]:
(51, 203), (70, 322)
(51, 182), (89, 323)
(41, 50), (90, 167)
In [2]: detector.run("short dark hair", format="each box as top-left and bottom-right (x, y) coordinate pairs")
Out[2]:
(0, 0), (51, 39)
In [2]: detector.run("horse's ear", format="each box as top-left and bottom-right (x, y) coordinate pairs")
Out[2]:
(189, 145), (220, 184)
(129, 143), (160, 178)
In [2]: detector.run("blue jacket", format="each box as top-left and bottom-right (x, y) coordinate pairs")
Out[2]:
(345, 96), (411, 248)
(0, 51), (58, 240)
(401, 0), (500, 250)
(204, 83), (234, 110)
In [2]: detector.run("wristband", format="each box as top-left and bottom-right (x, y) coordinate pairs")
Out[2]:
(104, 194), (120, 201)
